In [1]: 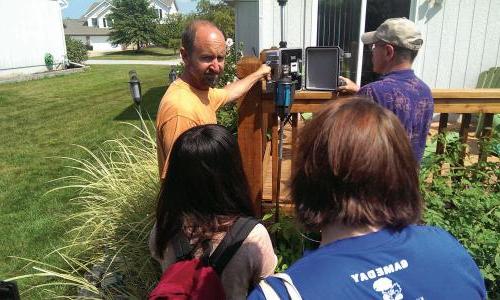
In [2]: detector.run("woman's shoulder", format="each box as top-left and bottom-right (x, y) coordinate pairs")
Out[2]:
(245, 223), (272, 241)
(239, 223), (276, 256)
(237, 222), (277, 274)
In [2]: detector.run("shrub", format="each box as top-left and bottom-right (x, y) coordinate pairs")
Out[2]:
(44, 53), (54, 69)
(420, 137), (499, 298)
(265, 213), (319, 272)
(215, 40), (242, 133)
(66, 37), (88, 63)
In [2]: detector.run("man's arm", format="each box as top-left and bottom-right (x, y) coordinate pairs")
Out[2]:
(337, 76), (360, 94)
(223, 64), (271, 104)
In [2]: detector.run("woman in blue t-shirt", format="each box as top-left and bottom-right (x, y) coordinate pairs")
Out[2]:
(249, 97), (486, 300)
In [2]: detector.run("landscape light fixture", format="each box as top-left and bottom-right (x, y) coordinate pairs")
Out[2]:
(168, 67), (177, 84)
(128, 70), (142, 106)
(128, 70), (145, 132)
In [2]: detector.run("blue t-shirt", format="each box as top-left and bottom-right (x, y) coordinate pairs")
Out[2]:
(358, 70), (434, 163)
(248, 226), (486, 299)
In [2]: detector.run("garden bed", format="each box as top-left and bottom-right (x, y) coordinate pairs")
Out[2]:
(0, 65), (89, 85)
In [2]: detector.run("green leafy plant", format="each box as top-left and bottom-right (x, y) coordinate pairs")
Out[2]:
(420, 138), (499, 298)
(215, 41), (243, 133)
(44, 53), (54, 70)
(66, 37), (88, 63)
(263, 212), (320, 272)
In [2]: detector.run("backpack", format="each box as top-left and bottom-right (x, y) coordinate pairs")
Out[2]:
(257, 273), (303, 300)
(149, 216), (260, 300)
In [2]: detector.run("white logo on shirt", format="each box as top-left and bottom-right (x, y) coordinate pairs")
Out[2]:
(350, 259), (409, 283)
(373, 277), (404, 300)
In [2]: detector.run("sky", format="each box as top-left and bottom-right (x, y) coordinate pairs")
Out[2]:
(62, 0), (198, 19)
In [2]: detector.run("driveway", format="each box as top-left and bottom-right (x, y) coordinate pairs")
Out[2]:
(84, 59), (181, 65)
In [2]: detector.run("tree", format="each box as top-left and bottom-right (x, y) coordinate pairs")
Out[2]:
(155, 0), (235, 52)
(108, 0), (159, 51)
(155, 14), (186, 53)
(195, 0), (235, 39)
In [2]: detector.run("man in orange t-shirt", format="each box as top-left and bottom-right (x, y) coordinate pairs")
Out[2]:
(156, 20), (270, 179)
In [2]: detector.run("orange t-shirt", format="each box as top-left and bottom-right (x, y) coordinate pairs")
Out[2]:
(156, 78), (229, 179)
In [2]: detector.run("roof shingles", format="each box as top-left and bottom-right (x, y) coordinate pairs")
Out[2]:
(63, 19), (111, 36)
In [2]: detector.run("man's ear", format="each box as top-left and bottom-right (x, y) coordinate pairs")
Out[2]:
(386, 44), (396, 60)
(180, 47), (189, 64)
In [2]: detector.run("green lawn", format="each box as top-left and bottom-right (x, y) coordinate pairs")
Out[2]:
(91, 47), (179, 60)
(0, 65), (169, 293)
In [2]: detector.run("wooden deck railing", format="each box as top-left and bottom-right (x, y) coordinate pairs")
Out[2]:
(236, 59), (500, 216)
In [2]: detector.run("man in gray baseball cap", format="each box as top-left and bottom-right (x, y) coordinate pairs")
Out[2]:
(338, 18), (433, 164)
(360, 17), (423, 51)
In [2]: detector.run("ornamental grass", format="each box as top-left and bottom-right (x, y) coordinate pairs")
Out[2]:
(8, 119), (161, 299)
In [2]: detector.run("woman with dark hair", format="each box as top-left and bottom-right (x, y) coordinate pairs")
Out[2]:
(249, 97), (486, 299)
(149, 124), (276, 299)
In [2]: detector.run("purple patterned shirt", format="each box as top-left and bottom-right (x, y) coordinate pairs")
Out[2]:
(358, 69), (434, 163)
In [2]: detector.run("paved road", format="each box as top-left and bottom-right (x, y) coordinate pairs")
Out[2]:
(84, 59), (181, 65)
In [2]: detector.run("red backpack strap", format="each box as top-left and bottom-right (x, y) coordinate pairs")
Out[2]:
(208, 217), (260, 275)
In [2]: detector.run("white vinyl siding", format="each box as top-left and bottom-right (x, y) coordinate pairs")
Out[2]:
(413, 0), (500, 88)
(0, 0), (67, 77)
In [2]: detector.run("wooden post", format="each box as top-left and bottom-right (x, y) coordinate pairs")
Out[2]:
(436, 113), (449, 155)
(291, 113), (299, 178)
(271, 115), (279, 218)
(478, 113), (494, 163)
(236, 57), (265, 216)
(458, 113), (471, 166)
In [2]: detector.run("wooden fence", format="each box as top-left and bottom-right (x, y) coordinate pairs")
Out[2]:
(236, 59), (500, 216)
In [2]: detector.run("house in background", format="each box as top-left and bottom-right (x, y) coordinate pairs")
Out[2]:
(0, 0), (68, 78)
(226, 0), (500, 89)
(64, 0), (178, 52)
(64, 18), (118, 52)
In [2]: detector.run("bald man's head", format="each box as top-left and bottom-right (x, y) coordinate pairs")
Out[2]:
(179, 20), (227, 90)
(182, 20), (225, 56)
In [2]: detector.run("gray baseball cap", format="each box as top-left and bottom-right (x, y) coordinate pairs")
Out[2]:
(361, 18), (423, 50)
